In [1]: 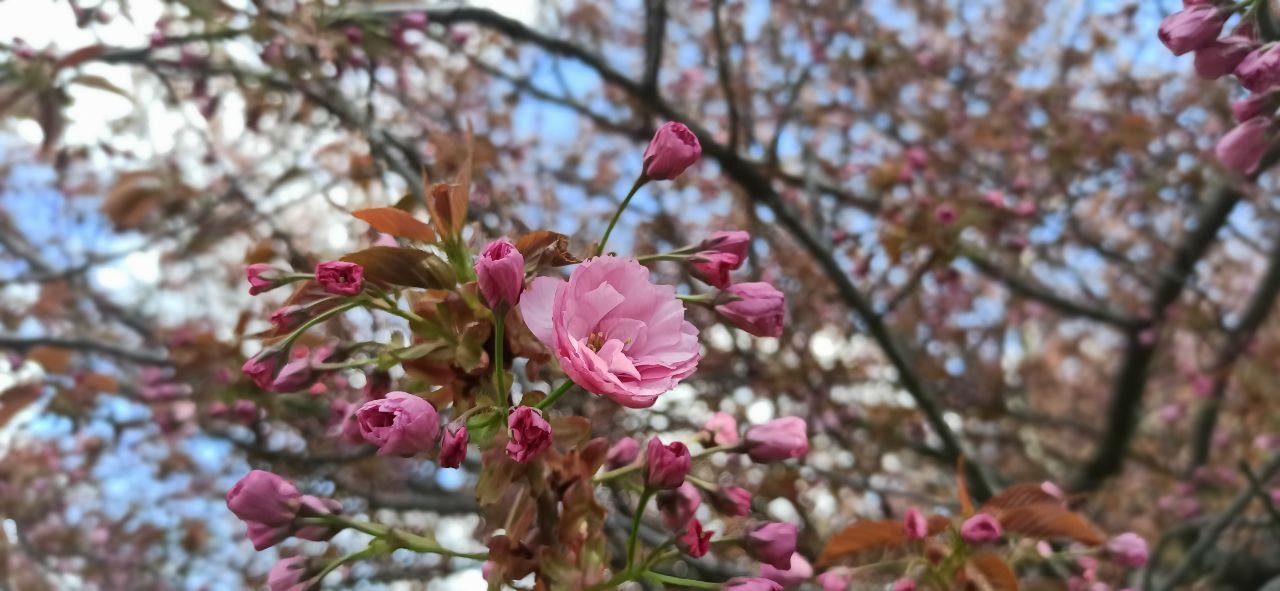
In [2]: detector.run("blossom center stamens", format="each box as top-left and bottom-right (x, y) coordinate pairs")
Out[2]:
(586, 331), (606, 351)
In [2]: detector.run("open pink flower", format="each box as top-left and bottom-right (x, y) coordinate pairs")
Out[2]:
(316, 260), (364, 295)
(506, 406), (552, 463)
(520, 256), (700, 408)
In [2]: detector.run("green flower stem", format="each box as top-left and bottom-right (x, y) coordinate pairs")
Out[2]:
(492, 311), (507, 411)
(636, 253), (693, 263)
(368, 298), (425, 324)
(279, 300), (363, 348)
(303, 516), (486, 560)
(534, 380), (576, 410)
(311, 543), (384, 583)
(676, 293), (716, 306)
(594, 444), (735, 484)
(596, 177), (649, 257)
(627, 488), (655, 569)
(641, 571), (720, 589)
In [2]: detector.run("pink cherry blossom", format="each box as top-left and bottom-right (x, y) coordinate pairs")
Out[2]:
(520, 256), (700, 408)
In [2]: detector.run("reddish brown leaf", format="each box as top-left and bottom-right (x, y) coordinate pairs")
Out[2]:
(993, 503), (1106, 546)
(352, 207), (437, 242)
(957, 456), (975, 517)
(0, 383), (42, 428)
(79, 373), (118, 393)
(966, 552), (1019, 591)
(340, 246), (454, 289)
(515, 230), (581, 268)
(927, 515), (952, 535)
(981, 483), (1064, 513)
(816, 520), (908, 568)
(28, 345), (72, 373)
(54, 44), (107, 70)
(550, 416), (592, 447)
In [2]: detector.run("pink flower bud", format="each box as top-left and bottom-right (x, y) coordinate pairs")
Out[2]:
(657, 482), (701, 530)
(642, 122), (702, 180)
(817, 570), (851, 591)
(1107, 532), (1149, 568)
(315, 260), (364, 296)
(760, 553), (812, 589)
(270, 356), (317, 393)
(678, 518), (712, 558)
(267, 556), (310, 591)
(242, 350), (282, 390)
(934, 202), (958, 225)
(1216, 117), (1272, 174)
(475, 238), (525, 308)
(269, 305), (308, 332)
(903, 506), (928, 540)
(710, 485), (752, 517)
(892, 579), (917, 591)
(401, 11), (428, 30)
(1195, 36), (1255, 79)
(703, 411), (740, 446)
(645, 437), (691, 490)
(746, 522), (798, 569)
(724, 578), (784, 591)
(225, 470), (301, 550)
(960, 513), (1002, 544)
(744, 417), (809, 462)
(1232, 91), (1280, 123)
(438, 423), (468, 468)
(1235, 44), (1280, 92)
(717, 282), (786, 337)
(1157, 5), (1224, 56)
(606, 436), (641, 469)
(246, 263), (283, 295)
(344, 25), (363, 44)
(691, 230), (750, 288)
(355, 392), (440, 457)
(232, 399), (259, 423)
(506, 406), (552, 463)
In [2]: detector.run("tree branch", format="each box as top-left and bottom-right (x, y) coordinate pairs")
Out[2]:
(1187, 230), (1280, 470)
(1069, 185), (1242, 493)
(0, 335), (171, 367)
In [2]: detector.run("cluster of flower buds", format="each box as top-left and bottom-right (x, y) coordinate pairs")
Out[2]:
(224, 120), (811, 589)
(1159, 0), (1280, 175)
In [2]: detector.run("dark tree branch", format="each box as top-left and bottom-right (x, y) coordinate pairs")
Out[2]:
(1157, 453), (1280, 590)
(1188, 231), (1280, 470)
(711, 0), (741, 150)
(965, 251), (1140, 328)
(0, 335), (172, 367)
(1070, 185), (1242, 493)
(641, 0), (666, 96)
